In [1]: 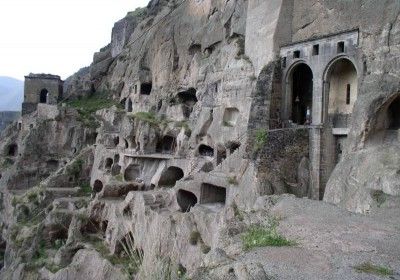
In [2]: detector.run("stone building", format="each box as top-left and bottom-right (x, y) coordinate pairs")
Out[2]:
(22, 74), (63, 115)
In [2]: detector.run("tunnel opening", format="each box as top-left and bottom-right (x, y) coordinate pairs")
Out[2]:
(156, 135), (175, 154)
(177, 88), (198, 118)
(140, 82), (152, 95)
(200, 183), (226, 204)
(177, 189), (198, 212)
(198, 144), (214, 157)
(158, 166), (184, 188)
(93, 180), (103, 193)
(124, 164), (141, 181)
(289, 63), (313, 125)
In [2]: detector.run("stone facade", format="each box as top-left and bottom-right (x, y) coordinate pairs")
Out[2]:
(22, 74), (63, 115)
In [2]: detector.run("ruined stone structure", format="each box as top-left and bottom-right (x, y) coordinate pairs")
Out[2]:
(0, 1), (400, 279)
(22, 74), (63, 115)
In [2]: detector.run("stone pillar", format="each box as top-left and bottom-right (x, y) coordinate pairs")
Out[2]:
(309, 126), (321, 200)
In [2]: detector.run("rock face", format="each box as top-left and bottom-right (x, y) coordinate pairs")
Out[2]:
(1, 0), (400, 279)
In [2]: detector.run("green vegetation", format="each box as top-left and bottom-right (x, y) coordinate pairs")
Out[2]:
(66, 91), (122, 128)
(66, 159), (83, 179)
(254, 129), (268, 152)
(79, 182), (92, 196)
(354, 262), (394, 277)
(189, 231), (201, 246)
(371, 190), (386, 207)
(175, 121), (192, 137)
(227, 176), (239, 186)
(127, 7), (147, 18)
(223, 120), (233, 127)
(132, 112), (172, 130)
(113, 174), (124, 182)
(241, 222), (296, 250)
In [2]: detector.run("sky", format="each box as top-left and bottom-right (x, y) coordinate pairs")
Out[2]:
(0, 0), (150, 81)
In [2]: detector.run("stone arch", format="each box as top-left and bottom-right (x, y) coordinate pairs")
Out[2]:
(124, 164), (141, 181)
(177, 189), (197, 212)
(285, 62), (313, 125)
(93, 180), (103, 193)
(39, 89), (48, 103)
(323, 57), (358, 126)
(158, 166), (184, 187)
(367, 92), (400, 143)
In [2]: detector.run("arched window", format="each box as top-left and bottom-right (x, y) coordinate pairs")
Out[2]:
(40, 89), (48, 103)
(325, 58), (358, 127)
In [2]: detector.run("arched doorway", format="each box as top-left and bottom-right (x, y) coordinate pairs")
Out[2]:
(158, 166), (184, 187)
(177, 189), (197, 212)
(40, 89), (48, 103)
(324, 58), (358, 127)
(287, 63), (313, 125)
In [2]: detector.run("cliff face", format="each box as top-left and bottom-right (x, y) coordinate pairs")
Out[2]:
(1, 1), (400, 279)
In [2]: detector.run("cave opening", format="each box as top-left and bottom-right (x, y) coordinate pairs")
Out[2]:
(177, 189), (198, 212)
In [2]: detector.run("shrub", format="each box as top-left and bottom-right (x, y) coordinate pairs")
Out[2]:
(241, 223), (296, 250)
(189, 231), (201, 245)
(227, 176), (239, 186)
(354, 262), (393, 276)
(254, 129), (268, 152)
(67, 159), (83, 179)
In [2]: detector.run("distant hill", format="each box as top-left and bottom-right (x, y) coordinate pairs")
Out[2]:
(0, 111), (20, 132)
(0, 76), (23, 111)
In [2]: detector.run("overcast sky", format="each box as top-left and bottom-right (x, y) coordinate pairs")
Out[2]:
(0, 0), (149, 81)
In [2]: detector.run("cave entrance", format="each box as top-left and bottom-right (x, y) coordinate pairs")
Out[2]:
(198, 144), (214, 157)
(127, 98), (133, 112)
(177, 189), (197, 212)
(124, 164), (141, 181)
(222, 107), (240, 126)
(156, 135), (175, 154)
(177, 88), (198, 118)
(158, 166), (184, 187)
(7, 143), (17, 157)
(200, 183), (226, 204)
(140, 83), (152, 95)
(39, 89), (48, 104)
(288, 63), (313, 125)
(105, 158), (113, 170)
(93, 180), (103, 193)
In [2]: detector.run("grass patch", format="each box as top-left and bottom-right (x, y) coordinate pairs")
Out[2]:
(66, 91), (122, 128)
(354, 262), (394, 277)
(66, 159), (83, 179)
(79, 182), (92, 196)
(242, 223), (296, 250)
(227, 176), (239, 186)
(132, 112), (172, 130)
(254, 129), (268, 152)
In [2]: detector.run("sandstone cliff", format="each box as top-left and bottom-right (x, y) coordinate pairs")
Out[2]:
(0, 1), (400, 279)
